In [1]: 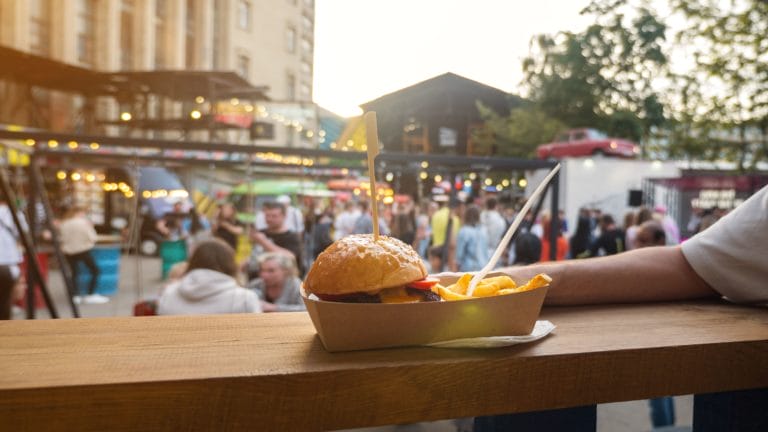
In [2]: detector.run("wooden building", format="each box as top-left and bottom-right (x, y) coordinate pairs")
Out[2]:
(360, 72), (521, 156)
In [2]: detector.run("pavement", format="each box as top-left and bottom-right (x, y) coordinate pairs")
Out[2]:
(13, 255), (693, 432)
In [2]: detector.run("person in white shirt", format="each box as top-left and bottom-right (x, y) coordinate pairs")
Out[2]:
(333, 201), (361, 241)
(480, 197), (507, 256)
(0, 200), (27, 282)
(59, 206), (106, 305)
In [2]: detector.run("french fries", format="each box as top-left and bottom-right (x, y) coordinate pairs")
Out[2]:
(437, 273), (551, 301)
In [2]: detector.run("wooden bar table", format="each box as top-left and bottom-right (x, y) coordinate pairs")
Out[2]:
(1, 300), (767, 431)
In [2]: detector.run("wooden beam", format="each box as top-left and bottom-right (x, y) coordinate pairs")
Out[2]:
(1, 301), (767, 431)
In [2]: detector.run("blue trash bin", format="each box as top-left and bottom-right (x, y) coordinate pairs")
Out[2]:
(76, 246), (121, 296)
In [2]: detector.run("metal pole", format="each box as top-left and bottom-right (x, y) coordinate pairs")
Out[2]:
(29, 157), (80, 317)
(25, 165), (37, 319)
(0, 165), (58, 318)
(549, 171), (560, 261)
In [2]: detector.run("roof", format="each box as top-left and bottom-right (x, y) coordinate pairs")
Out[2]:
(0, 46), (110, 94)
(649, 174), (768, 192)
(0, 45), (269, 101)
(360, 72), (520, 115)
(104, 71), (269, 101)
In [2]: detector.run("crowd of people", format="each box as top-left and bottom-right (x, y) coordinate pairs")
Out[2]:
(1, 184), (734, 321)
(151, 189), (729, 313)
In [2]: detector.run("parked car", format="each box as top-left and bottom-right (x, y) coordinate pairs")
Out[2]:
(537, 128), (640, 159)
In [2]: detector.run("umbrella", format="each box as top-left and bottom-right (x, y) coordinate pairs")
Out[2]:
(138, 167), (185, 192)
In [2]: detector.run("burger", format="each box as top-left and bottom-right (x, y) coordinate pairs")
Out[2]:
(304, 234), (442, 303)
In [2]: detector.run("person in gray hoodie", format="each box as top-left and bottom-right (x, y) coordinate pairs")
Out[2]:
(158, 239), (261, 315)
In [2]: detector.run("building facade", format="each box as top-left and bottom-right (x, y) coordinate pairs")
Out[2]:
(0, 0), (316, 146)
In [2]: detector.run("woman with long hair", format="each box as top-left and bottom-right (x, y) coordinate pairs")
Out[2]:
(59, 206), (106, 304)
(157, 239), (260, 315)
(455, 205), (490, 272)
(212, 203), (244, 251)
(569, 209), (593, 259)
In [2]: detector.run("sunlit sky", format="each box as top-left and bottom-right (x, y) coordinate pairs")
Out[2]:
(313, 0), (595, 117)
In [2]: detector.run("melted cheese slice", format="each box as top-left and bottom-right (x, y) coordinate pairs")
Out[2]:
(379, 287), (422, 304)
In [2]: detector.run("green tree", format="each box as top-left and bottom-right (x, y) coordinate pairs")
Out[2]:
(521, 32), (605, 128)
(670, 0), (768, 171)
(472, 103), (565, 158)
(521, 1), (669, 152)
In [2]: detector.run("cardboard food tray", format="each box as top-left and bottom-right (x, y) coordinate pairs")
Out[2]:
(302, 272), (548, 352)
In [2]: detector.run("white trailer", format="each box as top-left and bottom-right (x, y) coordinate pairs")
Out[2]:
(527, 157), (680, 233)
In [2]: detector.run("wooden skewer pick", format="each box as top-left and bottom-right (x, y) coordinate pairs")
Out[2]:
(467, 163), (561, 296)
(364, 111), (381, 241)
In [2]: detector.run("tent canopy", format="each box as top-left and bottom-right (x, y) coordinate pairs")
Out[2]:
(231, 179), (327, 195)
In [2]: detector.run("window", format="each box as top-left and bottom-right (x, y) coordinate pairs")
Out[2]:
(302, 15), (313, 34)
(238, 0), (250, 30)
(237, 55), (250, 78)
(300, 82), (311, 101)
(155, 0), (167, 68)
(300, 37), (312, 57)
(76, 0), (95, 65)
(120, 0), (134, 70)
(212, 3), (221, 69)
(185, 0), (196, 68)
(286, 27), (296, 53)
(286, 73), (296, 100)
(300, 61), (311, 77)
(29, 0), (51, 56)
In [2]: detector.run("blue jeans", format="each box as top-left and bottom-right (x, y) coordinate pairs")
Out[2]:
(474, 405), (596, 432)
(474, 388), (768, 432)
(649, 396), (675, 427)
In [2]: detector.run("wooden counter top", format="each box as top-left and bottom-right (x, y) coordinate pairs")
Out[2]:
(1, 301), (767, 431)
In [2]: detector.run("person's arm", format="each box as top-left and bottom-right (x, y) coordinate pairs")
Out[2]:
(87, 220), (98, 243)
(220, 220), (244, 235)
(498, 246), (718, 306)
(156, 219), (170, 237)
(252, 232), (294, 256)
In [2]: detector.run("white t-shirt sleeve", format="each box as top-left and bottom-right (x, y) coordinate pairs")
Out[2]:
(681, 186), (768, 303)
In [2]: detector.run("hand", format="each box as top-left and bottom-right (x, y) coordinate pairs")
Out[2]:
(252, 231), (269, 245)
(260, 301), (278, 312)
(12, 277), (26, 302)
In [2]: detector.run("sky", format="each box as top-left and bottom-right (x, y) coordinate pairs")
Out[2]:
(313, 0), (595, 117)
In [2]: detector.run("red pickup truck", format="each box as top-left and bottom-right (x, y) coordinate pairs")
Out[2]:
(537, 128), (640, 159)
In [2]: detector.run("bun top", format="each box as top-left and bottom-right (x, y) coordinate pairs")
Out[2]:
(304, 234), (427, 296)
